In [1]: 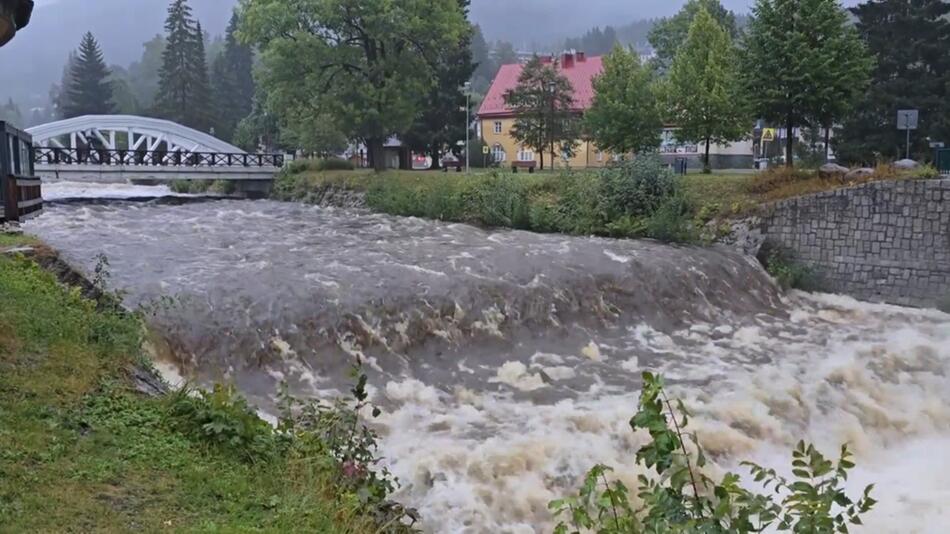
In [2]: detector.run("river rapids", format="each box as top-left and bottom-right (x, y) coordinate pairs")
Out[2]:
(25, 186), (950, 533)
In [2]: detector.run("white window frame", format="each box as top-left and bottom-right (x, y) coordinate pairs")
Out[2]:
(517, 147), (534, 162)
(493, 121), (502, 134)
(491, 144), (507, 163)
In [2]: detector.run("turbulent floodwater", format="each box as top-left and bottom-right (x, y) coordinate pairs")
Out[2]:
(25, 187), (950, 533)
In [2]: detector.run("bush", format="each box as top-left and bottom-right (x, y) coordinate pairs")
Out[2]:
(551, 372), (876, 534)
(467, 173), (532, 229)
(644, 195), (698, 243)
(318, 157), (356, 171)
(598, 156), (678, 220)
(759, 244), (817, 290)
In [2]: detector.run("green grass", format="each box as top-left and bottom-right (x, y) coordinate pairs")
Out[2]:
(0, 247), (378, 533)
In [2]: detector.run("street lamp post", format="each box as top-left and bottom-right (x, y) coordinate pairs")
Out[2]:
(464, 81), (471, 174)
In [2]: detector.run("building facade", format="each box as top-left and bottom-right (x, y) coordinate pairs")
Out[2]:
(477, 51), (755, 170)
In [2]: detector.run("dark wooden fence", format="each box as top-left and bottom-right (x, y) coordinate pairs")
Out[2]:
(33, 147), (284, 168)
(1, 121), (43, 222)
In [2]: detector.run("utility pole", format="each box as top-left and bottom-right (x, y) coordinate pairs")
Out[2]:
(464, 81), (471, 174)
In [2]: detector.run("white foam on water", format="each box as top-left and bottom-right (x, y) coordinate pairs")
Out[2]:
(41, 181), (191, 200)
(376, 294), (950, 533)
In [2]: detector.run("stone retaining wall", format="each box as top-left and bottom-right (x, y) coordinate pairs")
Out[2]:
(759, 178), (950, 309)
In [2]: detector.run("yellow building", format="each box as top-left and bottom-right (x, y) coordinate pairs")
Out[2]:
(477, 52), (611, 170)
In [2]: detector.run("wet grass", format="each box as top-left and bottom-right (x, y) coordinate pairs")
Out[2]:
(0, 244), (377, 533)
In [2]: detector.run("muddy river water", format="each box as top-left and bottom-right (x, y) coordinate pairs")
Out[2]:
(26, 188), (950, 533)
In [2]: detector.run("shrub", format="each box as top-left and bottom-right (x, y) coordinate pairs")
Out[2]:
(551, 372), (876, 534)
(466, 173), (532, 229)
(644, 195), (698, 243)
(318, 157), (356, 171)
(209, 179), (237, 195)
(598, 156), (677, 220)
(759, 244), (817, 291)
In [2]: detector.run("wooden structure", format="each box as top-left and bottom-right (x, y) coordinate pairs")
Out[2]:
(1, 121), (43, 222)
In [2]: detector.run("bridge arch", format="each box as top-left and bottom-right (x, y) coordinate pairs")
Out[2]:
(26, 114), (244, 155)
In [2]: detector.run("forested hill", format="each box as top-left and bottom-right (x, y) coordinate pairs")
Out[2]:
(0, 0), (236, 107)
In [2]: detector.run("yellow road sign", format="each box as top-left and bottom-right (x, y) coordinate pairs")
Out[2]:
(762, 128), (776, 142)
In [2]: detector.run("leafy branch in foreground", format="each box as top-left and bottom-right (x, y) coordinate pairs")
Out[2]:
(550, 372), (875, 533)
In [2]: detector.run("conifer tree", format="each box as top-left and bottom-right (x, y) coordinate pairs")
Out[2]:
(154, 0), (212, 132)
(211, 11), (255, 143)
(835, 0), (949, 164)
(649, 0), (739, 72)
(62, 32), (114, 118)
(667, 7), (748, 172)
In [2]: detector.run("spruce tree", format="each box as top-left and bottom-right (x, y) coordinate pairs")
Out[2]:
(154, 0), (212, 132)
(667, 7), (749, 172)
(62, 32), (114, 118)
(741, 0), (872, 167)
(211, 11), (255, 143)
(835, 0), (950, 164)
(649, 0), (739, 72)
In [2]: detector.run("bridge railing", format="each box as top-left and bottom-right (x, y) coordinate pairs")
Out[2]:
(33, 147), (284, 168)
(1, 121), (43, 222)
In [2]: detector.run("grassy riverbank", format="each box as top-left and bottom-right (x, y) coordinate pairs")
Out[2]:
(273, 162), (941, 241)
(0, 236), (393, 532)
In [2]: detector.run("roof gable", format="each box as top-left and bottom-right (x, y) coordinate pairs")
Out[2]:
(477, 55), (604, 118)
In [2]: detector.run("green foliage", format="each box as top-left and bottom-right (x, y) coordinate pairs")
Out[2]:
(317, 157), (356, 171)
(240, 0), (469, 170)
(551, 372), (875, 534)
(762, 246), (817, 291)
(153, 0), (214, 131)
(167, 384), (280, 463)
(585, 46), (663, 156)
(62, 32), (115, 118)
(210, 11), (255, 143)
(504, 55), (580, 170)
(649, 0), (740, 72)
(644, 196), (698, 243)
(598, 157), (677, 220)
(834, 0), (950, 165)
(741, 0), (873, 166)
(666, 7), (749, 173)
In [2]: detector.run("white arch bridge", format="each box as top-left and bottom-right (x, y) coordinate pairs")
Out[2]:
(26, 115), (283, 193)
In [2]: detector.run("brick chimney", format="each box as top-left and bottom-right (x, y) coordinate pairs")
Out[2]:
(576, 51), (586, 62)
(562, 51), (575, 69)
(539, 55), (553, 64)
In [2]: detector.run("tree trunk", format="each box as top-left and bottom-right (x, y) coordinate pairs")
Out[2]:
(398, 147), (412, 170)
(429, 149), (442, 170)
(539, 148), (544, 171)
(824, 125), (831, 163)
(704, 137), (712, 174)
(367, 137), (385, 172)
(785, 114), (794, 168)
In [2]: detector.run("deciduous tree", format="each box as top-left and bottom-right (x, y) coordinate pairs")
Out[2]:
(741, 0), (871, 167)
(504, 56), (579, 170)
(585, 45), (662, 157)
(240, 0), (468, 171)
(667, 8), (748, 172)
(649, 0), (739, 72)
(62, 32), (114, 118)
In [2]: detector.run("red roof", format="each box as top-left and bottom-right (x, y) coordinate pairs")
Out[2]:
(477, 54), (604, 118)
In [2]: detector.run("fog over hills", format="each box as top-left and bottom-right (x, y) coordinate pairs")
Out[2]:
(2, 0), (861, 117)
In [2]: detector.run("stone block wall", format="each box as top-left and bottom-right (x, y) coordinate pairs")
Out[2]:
(760, 179), (950, 309)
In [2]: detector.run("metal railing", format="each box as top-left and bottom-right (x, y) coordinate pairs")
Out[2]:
(33, 147), (284, 168)
(1, 121), (42, 222)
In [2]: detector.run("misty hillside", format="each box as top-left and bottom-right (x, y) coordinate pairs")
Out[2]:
(0, 0), (237, 106)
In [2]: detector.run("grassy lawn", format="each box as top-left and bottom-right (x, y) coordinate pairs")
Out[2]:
(0, 236), (380, 533)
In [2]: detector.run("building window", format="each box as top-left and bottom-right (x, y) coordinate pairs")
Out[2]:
(491, 144), (507, 163)
(517, 147), (534, 162)
(596, 150), (604, 162)
(493, 121), (502, 134)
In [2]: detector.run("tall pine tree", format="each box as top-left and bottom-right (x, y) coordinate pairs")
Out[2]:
(834, 0), (950, 164)
(62, 32), (114, 118)
(154, 0), (213, 132)
(211, 10), (255, 143)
